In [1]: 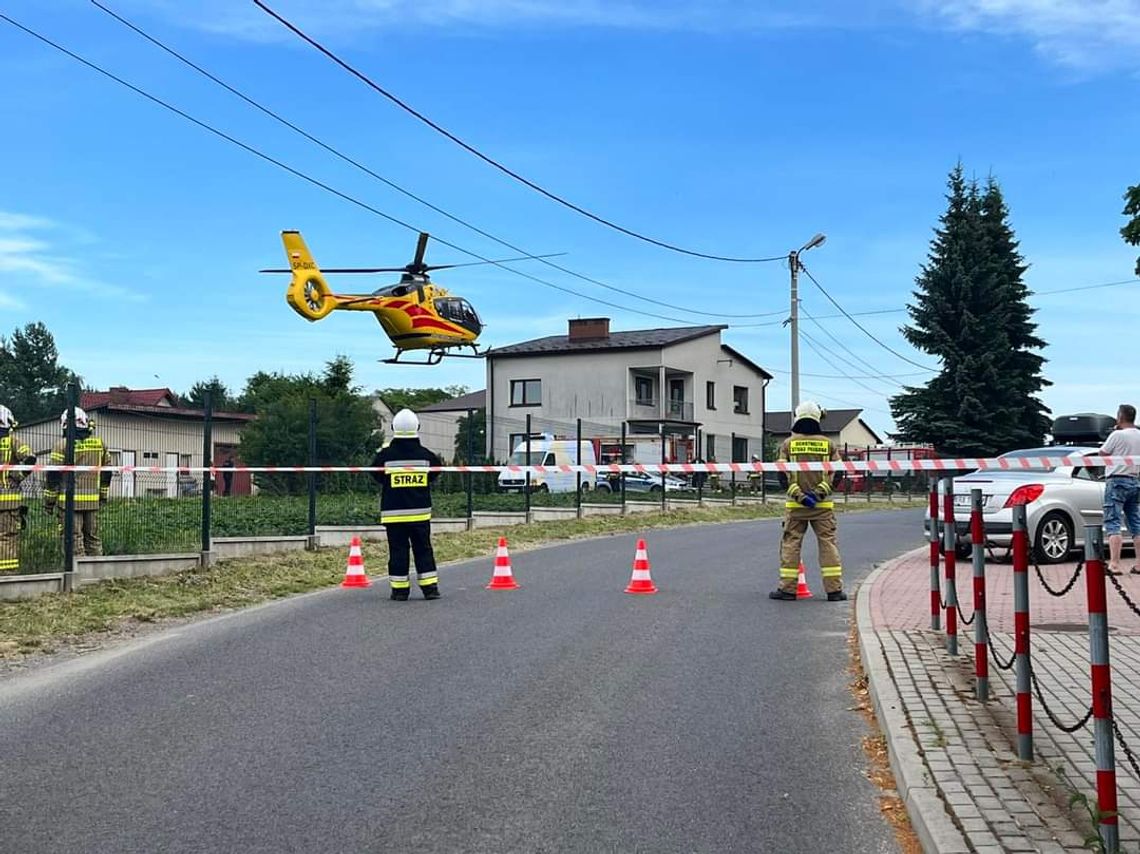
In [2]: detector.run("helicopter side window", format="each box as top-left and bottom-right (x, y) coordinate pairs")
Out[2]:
(434, 298), (459, 321)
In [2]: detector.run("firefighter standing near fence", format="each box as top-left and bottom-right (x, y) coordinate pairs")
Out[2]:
(0, 405), (35, 573)
(371, 409), (443, 601)
(770, 401), (847, 602)
(43, 407), (113, 557)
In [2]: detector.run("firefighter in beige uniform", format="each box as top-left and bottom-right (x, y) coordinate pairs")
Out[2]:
(769, 401), (847, 602)
(0, 405), (35, 573)
(44, 407), (113, 556)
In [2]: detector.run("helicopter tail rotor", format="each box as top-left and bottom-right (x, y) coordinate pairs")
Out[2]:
(281, 231), (336, 321)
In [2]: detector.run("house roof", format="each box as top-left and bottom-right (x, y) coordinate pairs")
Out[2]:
(766, 408), (881, 442)
(81, 387), (178, 409)
(418, 389), (486, 413)
(93, 404), (255, 422)
(486, 325), (728, 358)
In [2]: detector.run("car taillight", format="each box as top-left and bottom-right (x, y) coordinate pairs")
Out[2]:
(1004, 484), (1045, 507)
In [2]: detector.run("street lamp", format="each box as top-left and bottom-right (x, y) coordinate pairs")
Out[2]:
(789, 233), (826, 410)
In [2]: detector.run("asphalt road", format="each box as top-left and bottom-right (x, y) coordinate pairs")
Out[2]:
(1, 509), (924, 854)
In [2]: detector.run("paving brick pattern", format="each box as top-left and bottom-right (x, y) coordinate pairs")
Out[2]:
(867, 548), (1140, 852)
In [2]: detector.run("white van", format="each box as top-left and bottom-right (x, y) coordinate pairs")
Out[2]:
(498, 435), (597, 494)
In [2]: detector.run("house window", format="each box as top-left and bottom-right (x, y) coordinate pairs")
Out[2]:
(510, 379), (542, 407)
(706, 433), (716, 461)
(733, 385), (749, 414)
(706, 381), (716, 410)
(634, 376), (654, 405)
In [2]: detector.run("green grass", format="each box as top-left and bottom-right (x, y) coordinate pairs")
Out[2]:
(0, 499), (924, 658)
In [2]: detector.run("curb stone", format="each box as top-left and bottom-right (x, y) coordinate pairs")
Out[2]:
(856, 550), (971, 854)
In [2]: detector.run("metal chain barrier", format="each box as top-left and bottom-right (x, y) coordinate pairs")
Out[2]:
(985, 623), (1017, 671)
(1107, 572), (1140, 618)
(958, 600), (976, 626)
(1032, 559), (1084, 598)
(1029, 661), (1093, 734)
(1112, 717), (1140, 781)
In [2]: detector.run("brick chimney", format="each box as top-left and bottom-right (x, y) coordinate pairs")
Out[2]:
(567, 317), (610, 342)
(109, 386), (130, 404)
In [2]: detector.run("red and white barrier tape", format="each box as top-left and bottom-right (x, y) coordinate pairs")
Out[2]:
(0, 454), (1130, 475)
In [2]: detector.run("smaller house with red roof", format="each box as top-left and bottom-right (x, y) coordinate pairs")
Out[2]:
(19, 387), (255, 498)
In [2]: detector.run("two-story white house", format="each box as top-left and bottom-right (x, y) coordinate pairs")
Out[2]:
(485, 318), (772, 463)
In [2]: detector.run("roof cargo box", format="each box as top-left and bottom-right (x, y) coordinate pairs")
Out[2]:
(1051, 413), (1115, 445)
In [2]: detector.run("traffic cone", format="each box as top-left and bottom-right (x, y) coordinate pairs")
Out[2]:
(795, 563), (813, 600)
(625, 538), (658, 594)
(341, 536), (372, 588)
(486, 537), (520, 590)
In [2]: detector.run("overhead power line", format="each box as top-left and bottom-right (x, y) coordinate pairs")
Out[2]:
(91, 0), (788, 322)
(798, 264), (937, 372)
(0, 13), (729, 326)
(798, 328), (894, 399)
(252, 0), (787, 265)
(801, 307), (907, 388)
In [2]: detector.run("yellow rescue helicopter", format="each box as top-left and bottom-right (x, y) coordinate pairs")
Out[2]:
(261, 231), (560, 365)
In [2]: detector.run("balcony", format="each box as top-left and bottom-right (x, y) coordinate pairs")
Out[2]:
(628, 398), (695, 422)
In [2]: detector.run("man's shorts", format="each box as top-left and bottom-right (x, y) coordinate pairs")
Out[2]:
(1103, 476), (1140, 536)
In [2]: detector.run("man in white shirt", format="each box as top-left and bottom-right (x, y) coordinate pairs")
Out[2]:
(1095, 404), (1140, 575)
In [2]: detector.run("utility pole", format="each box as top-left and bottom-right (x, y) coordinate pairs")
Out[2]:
(788, 233), (827, 412)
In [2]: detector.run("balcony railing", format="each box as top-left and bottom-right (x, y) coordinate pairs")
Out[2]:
(628, 398), (694, 421)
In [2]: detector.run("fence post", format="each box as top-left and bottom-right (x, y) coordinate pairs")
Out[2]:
(1085, 524), (1120, 853)
(466, 409), (475, 529)
(1012, 502), (1034, 761)
(696, 427), (703, 506)
(307, 398), (318, 546)
(200, 392), (213, 566)
(886, 446), (893, 503)
(576, 418), (583, 519)
(930, 482), (941, 631)
(525, 414), (532, 522)
(730, 431), (737, 506)
(620, 421), (627, 514)
(61, 382), (78, 591)
(971, 488), (988, 702)
(867, 445), (872, 503)
(660, 421), (667, 513)
(941, 478), (958, 655)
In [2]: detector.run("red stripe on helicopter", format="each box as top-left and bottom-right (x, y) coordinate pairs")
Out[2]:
(411, 316), (464, 333)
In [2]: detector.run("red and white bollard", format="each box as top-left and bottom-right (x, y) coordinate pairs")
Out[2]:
(930, 483), (941, 631)
(1084, 524), (1119, 853)
(1012, 503), (1033, 761)
(971, 488), (989, 703)
(942, 479), (958, 656)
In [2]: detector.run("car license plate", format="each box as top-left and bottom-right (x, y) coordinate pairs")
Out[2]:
(953, 495), (972, 507)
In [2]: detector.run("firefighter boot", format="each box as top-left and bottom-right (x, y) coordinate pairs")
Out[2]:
(827, 590), (848, 602)
(421, 583), (441, 601)
(768, 589), (796, 601)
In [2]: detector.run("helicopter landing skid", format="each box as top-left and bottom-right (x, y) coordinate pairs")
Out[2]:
(382, 345), (486, 366)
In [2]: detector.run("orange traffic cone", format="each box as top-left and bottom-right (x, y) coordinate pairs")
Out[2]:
(486, 537), (520, 590)
(795, 563), (813, 600)
(341, 536), (372, 588)
(625, 538), (658, 594)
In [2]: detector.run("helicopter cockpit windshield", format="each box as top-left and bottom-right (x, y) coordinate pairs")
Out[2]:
(434, 297), (483, 334)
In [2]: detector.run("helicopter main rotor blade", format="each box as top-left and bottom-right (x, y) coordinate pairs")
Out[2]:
(412, 232), (430, 269)
(424, 252), (568, 272)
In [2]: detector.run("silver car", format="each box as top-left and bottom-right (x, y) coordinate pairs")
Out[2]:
(923, 446), (1125, 564)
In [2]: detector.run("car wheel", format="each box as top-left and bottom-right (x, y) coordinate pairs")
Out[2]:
(596, 483), (611, 493)
(649, 485), (662, 493)
(955, 542), (973, 560)
(1034, 511), (1074, 564)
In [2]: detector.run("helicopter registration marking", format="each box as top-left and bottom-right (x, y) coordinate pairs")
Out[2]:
(391, 472), (428, 488)
(291, 261), (317, 270)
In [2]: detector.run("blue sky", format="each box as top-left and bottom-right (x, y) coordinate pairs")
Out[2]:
(1, 0), (1137, 434)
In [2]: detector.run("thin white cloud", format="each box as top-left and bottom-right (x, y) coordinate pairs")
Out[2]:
(0, 211), (145, 302)
(913, 0), (1140, 71)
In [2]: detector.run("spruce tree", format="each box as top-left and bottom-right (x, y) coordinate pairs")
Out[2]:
(1124, 184), (1140, 276)
(891, 166), (1050, 456)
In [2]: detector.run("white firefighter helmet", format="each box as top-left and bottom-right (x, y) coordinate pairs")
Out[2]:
(794, 401), (824, 423)
(751, 453), (761, 461)
(0, 405), (14, 430)
(60, 406), (90, 431)
(392, 408), (420, 438)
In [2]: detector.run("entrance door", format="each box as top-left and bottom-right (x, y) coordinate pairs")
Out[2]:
(669, 379), (685, 419)
(165, 452), (179, 498)
(121, 450), (136, 499)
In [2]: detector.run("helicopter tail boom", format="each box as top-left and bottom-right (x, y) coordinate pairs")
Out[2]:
(281, 230), (335, 321)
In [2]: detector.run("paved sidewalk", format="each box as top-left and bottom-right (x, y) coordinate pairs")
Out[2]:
(859, 548), (1140, 853)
